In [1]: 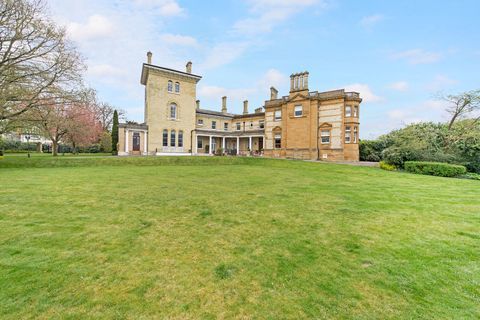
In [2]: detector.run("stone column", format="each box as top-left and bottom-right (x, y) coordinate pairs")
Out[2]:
(222, 137), (225, 150)
(125, 129), (129, 153)
(194, 135), (198, 155)
(236, 137), (240, 155)
(144, 131), (148, 154)
(209, 136), (212, 155)
(249, 136), (252, 151)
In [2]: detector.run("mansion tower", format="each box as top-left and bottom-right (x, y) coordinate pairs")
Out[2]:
(118, 52), (361, 161)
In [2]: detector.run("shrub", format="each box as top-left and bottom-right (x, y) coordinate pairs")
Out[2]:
(359, 139), (389, 162)
(404, 161), (466, 177)
(379, 161), (396, 171)
(462, 172), (480, 180)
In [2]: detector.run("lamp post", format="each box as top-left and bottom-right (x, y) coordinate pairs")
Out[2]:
(25, 134), (31, 158)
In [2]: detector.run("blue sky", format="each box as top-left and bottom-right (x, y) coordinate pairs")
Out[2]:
(49, 0), (480, 138)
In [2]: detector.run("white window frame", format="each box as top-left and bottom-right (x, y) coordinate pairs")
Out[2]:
(345, 126), (351, 143)
(224, 123), (228, 131)
(321, 129), (331, 144)
(175, 82), (180, 93)
(353, 106), (358, 117)
(274, 134), (281, 149)
(236, 122), (241, 131)
(170, 130), (176, 147)
(178, 130), (183, 147)
(170, 103), (177, 119)
(294, 105), (303, 117)
(354, 126), (358, 143)
(345, 105), (352, 117)
(167, 80), (173, 92)
(259, 120), (265, 129)
(274, 110), (282, 121)
(197, 137), (203, 149)
(211, 121), (216, 130)
(197, 119), (204, 126)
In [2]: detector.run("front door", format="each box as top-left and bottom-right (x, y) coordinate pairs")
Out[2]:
(132, 132), (140, 151)
(258, 137), (264, 151)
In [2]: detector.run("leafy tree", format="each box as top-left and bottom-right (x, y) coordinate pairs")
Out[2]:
(111, 110), (119, 154)
(441, 90), (480, 129)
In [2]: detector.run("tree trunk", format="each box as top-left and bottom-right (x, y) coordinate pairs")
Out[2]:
(52, 141), (58, 156)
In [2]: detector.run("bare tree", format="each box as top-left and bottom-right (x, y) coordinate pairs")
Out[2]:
(95, 101), (125, 132)
(441, 90), (480, 130)
(0, 0), (85, 121)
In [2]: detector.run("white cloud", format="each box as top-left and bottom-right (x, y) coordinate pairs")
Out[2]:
(343, 83), (383, 103)
(387, 81), (409, 92)
(66, 15), (114, 41)
(134, 0), (184, 16)
(233, 0), (325, 35)
(200, 42), (250, 70)
(360, 14), (385, 29)
(425, 75), (458, 91)
(391, 49), (442, 65)
(159, 34), (198, 47)
(198, 69), (289, 111)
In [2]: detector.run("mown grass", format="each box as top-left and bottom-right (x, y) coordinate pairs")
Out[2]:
(1, 157), (479, 319)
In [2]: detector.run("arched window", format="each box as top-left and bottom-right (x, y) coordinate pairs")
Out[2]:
(175, 82), (180, 93)
(170, 130), (176, 147)
(167, 80), (173, 92)
(178, 130), (183, 147)
(170, 103), (177, 119)
(162, 129), (168, 146)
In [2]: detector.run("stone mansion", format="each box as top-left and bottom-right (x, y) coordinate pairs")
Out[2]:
(118, 52), (362, 161)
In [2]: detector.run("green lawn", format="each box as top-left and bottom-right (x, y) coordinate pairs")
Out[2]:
(1, 157), (479, 319)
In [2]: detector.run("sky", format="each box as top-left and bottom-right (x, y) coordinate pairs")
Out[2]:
(48, 0), (480, 138)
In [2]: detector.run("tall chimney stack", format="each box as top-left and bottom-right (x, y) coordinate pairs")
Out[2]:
(186, 61), (192, 74)
(270, 87), (278, 100)
(196, 100), (200, 109)
(147, 51), (152, 64)
(243, 100), (249, 114)
(221, 96), (227, 113)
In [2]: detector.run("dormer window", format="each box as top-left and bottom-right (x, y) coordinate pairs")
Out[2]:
(175, 82), (180, 93)
(167, 80), (173, 92)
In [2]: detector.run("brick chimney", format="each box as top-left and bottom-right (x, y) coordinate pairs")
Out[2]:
(147, 51), (152, 64)
(186, 61), (192, 73)
(270, 87), (278, 100)
(196, 100), (200, 109)
(243, 100), (249, 114)
(221, 96), (227, 113)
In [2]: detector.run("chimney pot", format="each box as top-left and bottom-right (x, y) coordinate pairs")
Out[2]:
(196, 100), (200, 109)
(243, 100), (249, 114)
(147, 51), (152, 64)
(186, 61), (192, 74)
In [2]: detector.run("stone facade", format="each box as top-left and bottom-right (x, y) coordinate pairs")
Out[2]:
(118, 53), (361, 161)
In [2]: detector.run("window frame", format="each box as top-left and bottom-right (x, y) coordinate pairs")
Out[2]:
(294, 105), (303, 117)
(345, 126), (351, 143)
(197, 119), (204, 126)
(170, 103), (177, 119)
(170, 130), (176, 147)
(274, 133), (282, 149)
(178, 130), (183, 147)
(197, 137), (203, 149)
(320, 129), (331, 144)
(353, 126), (358, 143)
(259, 120), (265, 129)
(236, 122), (241, 131)
(274, 110), (282, 121)
(224, 122), (228, 131)
(167, 80), (173, 92)
(211, 121), (216, 130)
(345, 105), (352, 117)
(353, 106), (358, 117)
(175, 82), (180, 93)
(162, 129), (168, 146)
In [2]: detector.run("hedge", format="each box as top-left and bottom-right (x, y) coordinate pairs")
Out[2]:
(404, 161), (466, 177)
(379, 161), (396, 171)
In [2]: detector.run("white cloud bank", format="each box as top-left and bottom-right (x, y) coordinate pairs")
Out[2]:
(391, 49), (442, 65)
